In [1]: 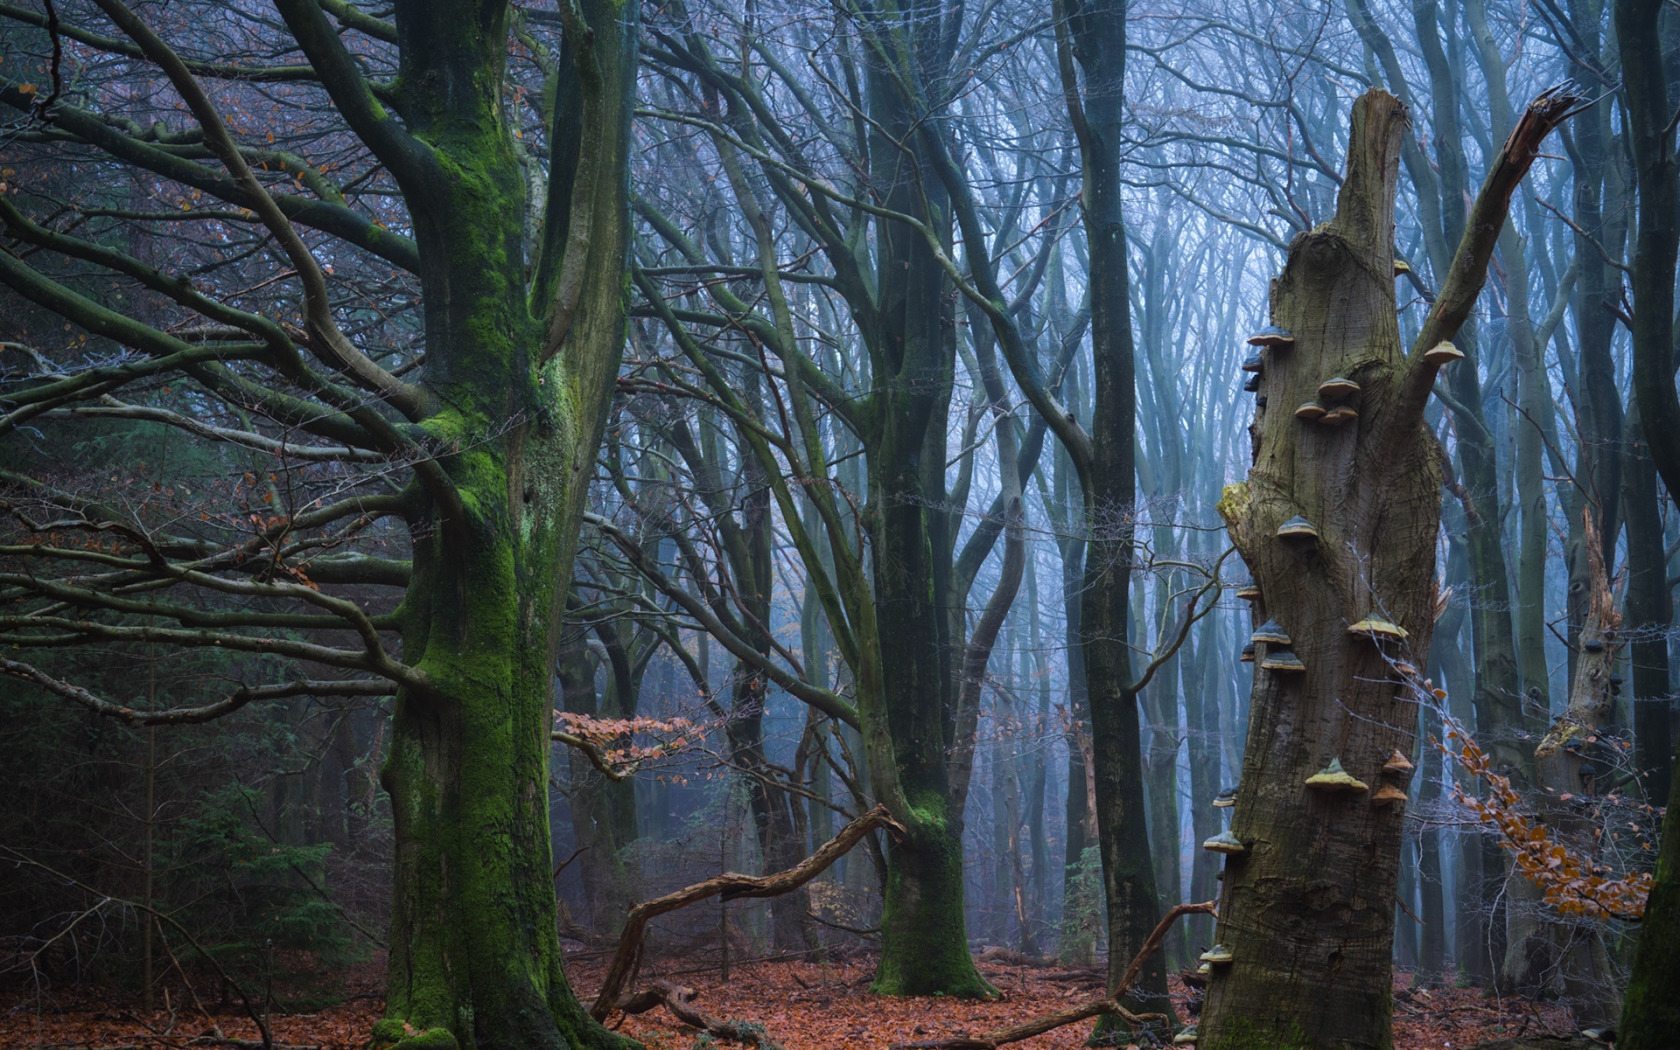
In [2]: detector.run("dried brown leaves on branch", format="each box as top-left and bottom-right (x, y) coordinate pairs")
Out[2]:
(1438, 719), (1656, 920)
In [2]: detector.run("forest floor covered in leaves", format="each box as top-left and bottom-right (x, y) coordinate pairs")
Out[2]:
(0, 953), (1578, 1050)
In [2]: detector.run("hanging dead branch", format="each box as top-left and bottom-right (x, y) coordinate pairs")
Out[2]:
(590, 803), (904, 1020)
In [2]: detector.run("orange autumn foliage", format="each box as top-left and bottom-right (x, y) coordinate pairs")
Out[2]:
(1437, 718), (1654, 920)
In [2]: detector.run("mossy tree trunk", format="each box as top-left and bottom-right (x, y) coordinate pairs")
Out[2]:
(361, 2), (640, 1047)
(0, 0), (640, 1044)
(1200, 88), (1570, 1050)
(1615, 0), (1680, 1043)
(846, 0), (998, 1000)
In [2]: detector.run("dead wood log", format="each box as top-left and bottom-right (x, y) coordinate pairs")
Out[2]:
(590, 803), (902, 1020)
(888, 900), (1215, 1050)
(611, 980), (772, 1047)
(976, 946), (1056, 967)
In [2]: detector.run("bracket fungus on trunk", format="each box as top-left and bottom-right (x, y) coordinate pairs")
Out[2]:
(1173, 1026), (1200, 1046)
(1372, 784), (1408, 806)
(1317, 376), (1362, 400)
(1422, 340), (1464, 366)
(1381, 749), (1415, 776)
(1200, 944), (1234, 965)
(1276, 515), (1319, 540)
(1239, 643), (1256, 663)
(1241, 351), (1264, 373)
(1304, 758), (1369, 793)
(1202, 85), (1578, 1050)
(1348, 616), (1409, 643)
(1294, 401), (1328, 422)
(1202, 830), (1246, 855)
(1247, 324), (1295, 349)
(1251, 619), (1292, 646)
(1213, 787), (1238, 809)
(1260, 650), (1306, 674)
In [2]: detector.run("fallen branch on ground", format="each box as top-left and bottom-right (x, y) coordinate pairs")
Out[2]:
(976, 946), (1058, 967)
(590, 803), (903, 1019)
(887, 900), (1216, 1050)
(613, 980), (773, 1047)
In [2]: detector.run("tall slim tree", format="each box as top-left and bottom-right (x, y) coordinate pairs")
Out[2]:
(1053, 0), (1172, 1024)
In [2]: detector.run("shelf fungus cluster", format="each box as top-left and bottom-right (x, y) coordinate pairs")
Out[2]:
(1251, 619), (1306, 674)
(1174, 1026), (1200, 1046)
(1372, 749), (1414, 806)
(1295, 376), (1361, 427)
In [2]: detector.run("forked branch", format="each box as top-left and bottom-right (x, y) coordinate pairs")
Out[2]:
(590, 803), (904, 1019)
(1397, 85), (1581, 421)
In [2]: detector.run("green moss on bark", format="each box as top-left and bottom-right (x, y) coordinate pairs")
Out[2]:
(871, 793), (998, 999)
(1202, 1017), (1312, 1050)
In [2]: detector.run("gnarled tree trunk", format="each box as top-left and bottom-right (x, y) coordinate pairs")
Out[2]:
(1200, 88), (1571, 1050)
(374, 3), (641, 1047)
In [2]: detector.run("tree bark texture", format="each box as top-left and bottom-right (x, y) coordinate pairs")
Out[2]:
(374, 3), (641, 1048)
(1615, 0), (1680, 1043)
(1201, 87), (1571, 1050)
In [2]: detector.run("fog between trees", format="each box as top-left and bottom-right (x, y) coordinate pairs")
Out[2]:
(1, 1), (1678, 1048)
